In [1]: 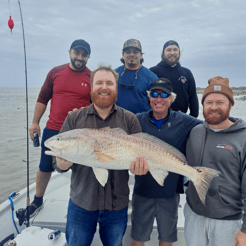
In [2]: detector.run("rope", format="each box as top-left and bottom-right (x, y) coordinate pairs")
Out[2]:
(8, 193), (20, 234)
(8, 0), (12, 16)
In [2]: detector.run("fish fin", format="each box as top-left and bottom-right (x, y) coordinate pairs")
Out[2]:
(93, 167), (109, 187)
(149, 170), (169, 186)
(94, 151), (115, 162)
(45, 150), (57, 157)
(133, 132), (186, 162)
(192, 166), (221, 205)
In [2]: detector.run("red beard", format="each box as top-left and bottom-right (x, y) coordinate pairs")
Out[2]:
(203, 107), (230, 125)
(91, 89), (117, 109)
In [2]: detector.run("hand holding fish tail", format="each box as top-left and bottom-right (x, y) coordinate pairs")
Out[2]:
(130, 156), (149, 175)
(56, 156), (73, 171)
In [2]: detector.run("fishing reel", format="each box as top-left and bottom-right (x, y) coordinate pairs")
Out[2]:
(16, 208), (27, 226)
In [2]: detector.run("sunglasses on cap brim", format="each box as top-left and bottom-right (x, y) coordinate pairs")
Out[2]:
(150, 91), (170, 98)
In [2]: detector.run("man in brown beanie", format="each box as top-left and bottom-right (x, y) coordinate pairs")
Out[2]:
(184, 76), (246, 246)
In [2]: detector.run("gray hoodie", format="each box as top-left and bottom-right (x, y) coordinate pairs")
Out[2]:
(185, 117), (246, 233)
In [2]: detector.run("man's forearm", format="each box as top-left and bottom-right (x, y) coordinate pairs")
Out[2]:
(32, 102), (47, 124)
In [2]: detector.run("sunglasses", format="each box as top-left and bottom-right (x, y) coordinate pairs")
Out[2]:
(118, 67), (140, 88)
(150, 91), (169, 98)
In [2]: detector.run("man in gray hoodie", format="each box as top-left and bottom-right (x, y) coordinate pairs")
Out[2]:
(184, 76), (246, 246)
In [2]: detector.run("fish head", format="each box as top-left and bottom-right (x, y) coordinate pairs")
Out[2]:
(44, 129), (96, 162)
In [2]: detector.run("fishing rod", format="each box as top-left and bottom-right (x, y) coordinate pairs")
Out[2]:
(18, 0), (30, 228)
(8, 0), (30, 227)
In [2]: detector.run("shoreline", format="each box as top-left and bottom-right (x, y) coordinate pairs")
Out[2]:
(197, 87), (246, 101)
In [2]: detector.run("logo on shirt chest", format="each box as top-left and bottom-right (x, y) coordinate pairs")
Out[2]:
(81, 83), (88, 87)
(179, 76), (187, 83)
(216, 144), (233, 150)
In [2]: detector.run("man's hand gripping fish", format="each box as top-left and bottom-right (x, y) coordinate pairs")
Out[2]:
(45, 127), (220, 204)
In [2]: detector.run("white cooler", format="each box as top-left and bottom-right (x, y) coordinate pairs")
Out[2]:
(13, 226), (67, 246)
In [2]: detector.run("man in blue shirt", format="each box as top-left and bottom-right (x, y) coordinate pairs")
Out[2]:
(131, 78), (202, 246)
(115, 39), (158, 114)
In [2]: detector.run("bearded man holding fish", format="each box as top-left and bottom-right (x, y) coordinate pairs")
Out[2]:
(50, 65), (148, 246)
(130, 78), (203, 246)
(184, 77), (246, 246)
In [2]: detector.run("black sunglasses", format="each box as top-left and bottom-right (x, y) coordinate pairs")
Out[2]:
(118, 67), (140, 88)
(150, 91), (169, 98)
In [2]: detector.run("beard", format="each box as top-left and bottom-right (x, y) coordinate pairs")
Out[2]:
(124, 58), (140, 69)
(203, 106), (230, 125)
(162, 54), (179, 66)
(127, 61), (138, 68)
(91, 89), (117, 109)
(70, 57), (86, 71)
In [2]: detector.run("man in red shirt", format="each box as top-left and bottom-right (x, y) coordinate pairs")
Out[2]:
(28, 39), (91, 217)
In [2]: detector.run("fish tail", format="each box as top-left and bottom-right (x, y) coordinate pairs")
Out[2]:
(192, 166), (221, 205)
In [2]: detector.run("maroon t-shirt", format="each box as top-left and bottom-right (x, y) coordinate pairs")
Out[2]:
(37, 63), (91, 131)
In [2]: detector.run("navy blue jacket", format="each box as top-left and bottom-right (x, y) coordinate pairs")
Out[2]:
(150, 61), (199, 117)
(134, 109), (202, 198)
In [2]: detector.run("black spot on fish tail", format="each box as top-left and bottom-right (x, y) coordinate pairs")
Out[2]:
(192, 166), (221, 204)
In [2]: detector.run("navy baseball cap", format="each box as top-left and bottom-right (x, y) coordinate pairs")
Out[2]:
(70, 39), (91, 55)
(149, 78), (173, 94)
(163, 40), (179, 51)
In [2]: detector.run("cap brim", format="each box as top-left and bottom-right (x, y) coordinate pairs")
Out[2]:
(150, 86), (172, 94)
(122, 47), (142, 53)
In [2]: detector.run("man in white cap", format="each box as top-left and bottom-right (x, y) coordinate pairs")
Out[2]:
(184, 76), (246, 246)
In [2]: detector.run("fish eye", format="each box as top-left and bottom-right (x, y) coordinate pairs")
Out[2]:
(57, 136), (62, 141)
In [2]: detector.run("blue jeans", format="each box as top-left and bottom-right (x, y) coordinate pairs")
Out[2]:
(66, 199), (128, 246)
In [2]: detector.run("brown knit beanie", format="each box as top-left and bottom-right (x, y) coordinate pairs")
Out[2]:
(201, 76), (234, 105)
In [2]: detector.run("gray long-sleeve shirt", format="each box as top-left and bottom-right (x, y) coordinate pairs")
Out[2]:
(55, 104), (141, 211)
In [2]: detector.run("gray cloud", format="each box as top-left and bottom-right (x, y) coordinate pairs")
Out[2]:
(1, 0), (245, 88)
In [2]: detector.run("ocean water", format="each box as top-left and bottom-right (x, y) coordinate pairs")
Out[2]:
(0, 87), (245, 204)
(0, 87), (49, 204)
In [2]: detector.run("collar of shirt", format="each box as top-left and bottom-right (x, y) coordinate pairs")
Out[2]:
(148, 108), (171, 120)
(151, 116), (167, 129)
(87, 103), (118, 120)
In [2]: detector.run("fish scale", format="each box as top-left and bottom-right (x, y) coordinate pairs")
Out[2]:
(91, 129), (185, 174)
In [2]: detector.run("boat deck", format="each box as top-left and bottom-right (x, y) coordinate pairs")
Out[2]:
(0, 170), (186, 245)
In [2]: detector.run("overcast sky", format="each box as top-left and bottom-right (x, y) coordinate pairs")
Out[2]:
(1, 0), (245, 88)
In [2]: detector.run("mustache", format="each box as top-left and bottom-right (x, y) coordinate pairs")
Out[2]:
(97, 89), (110, 94)
(74, 59), (85, 63)
(207, 109), (222, 114)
